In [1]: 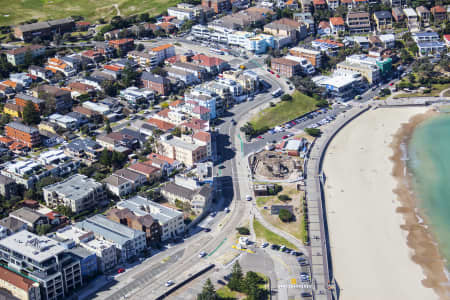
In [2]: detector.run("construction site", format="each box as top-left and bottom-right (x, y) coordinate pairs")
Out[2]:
(249, 150), (303, 182)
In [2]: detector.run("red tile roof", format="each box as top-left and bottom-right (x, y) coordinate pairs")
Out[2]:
(431, 6), (446, 13)
(82, 50), (102, 57)
(318, 21), (330, 29)
(0, 266), (37, 291)
(181, 118), (208, 131)
(330, 17), (345, 26)
(128, 162), (160, 176)
(193, 131), (211, 142)
(104, 65), (123, 72)
(191, 54), (225, 67)
(147, 153), (177, 165)
(108, 39), (134, 45)
(147, 118), (176, 131)
(444, 34), (450, 41)
(157, 108), (171, 118)
(313, 0), (325, 5)
(169, 100), (184, 107)
(193, 105), (210, 114)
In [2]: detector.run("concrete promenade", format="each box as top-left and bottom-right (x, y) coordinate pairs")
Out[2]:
(304, 105), (371, 300)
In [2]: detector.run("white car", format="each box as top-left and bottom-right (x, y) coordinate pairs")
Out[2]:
(199, 251), (207, 258)
(246, 195), (252, 201)
(261, 242), (269, 248)
(225, 207), (230, 213)
(165, 280), (175, 287)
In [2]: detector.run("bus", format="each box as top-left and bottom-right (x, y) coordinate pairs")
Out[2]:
(272, 88), (282, 97)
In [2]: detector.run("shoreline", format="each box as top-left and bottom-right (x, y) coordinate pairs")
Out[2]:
(390, 109), (450, 298)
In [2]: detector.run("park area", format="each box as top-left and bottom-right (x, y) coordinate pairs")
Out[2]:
(250, 91), (317, 132)
(255, 182), (307, 244)
(0, 0), (177, 26)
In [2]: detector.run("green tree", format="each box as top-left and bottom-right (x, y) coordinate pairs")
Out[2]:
(105, 119), (112, 134)
(243, 271), (263, 300)
(236, 227), (250, 235)
(197, 278), (217, 300)
(36, 224), (52, 235)
(305, 128), (321, 137)
(121, 65), (139, 87)
(99, 148), (112, 166)
(281, 94), (292, 101)
(279, 209), (293, 222)
(172, 127), (182, 137)
(278, 194), (291, 201)
(228, 261), (244, 291)
(22, 101), (40, 125)
(151, 66), (167, 77)
(240, 122), (255, 138)
(23, 50), (33, 66)
(137, 43), (145, 51)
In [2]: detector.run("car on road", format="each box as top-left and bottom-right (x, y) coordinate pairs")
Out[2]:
(225, 207), (230, 213)
(301, 292), (312, 297)
(204, 228), (211, 232)
(389, 82), (394, 86)
(297, 257), (306, 262)
(282, 135), (288, 139)
(257, 136), (263, 139)
(300, 262), (309, 266)
(165, 280), (175, 287)
(276, 74), (280, 78)
(291, 251), (302, 256)
(117, 268), (125, 274)
(199, 251), (207, 258)
(210, 212), (216, 217)
(246, 195), (252, 201)
(271, 244), (280, 250)
(261, 242), (269, 248)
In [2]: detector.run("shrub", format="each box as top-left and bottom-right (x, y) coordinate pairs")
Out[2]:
(236, 227), (250, 235)
(279, 209), (293, 222)
(278, 194), (291, 201)
(305, 128), (321, 137)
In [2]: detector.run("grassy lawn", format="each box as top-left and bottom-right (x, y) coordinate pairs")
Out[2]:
(255, 183), (306, 243)
(250, 91), (317, 132)
(0, 0), (178, 26)
(444, 90), (450, 97)
(253, 218), (297, 250)
(217, 286), (239, 299)
(393, 83), (450, 98)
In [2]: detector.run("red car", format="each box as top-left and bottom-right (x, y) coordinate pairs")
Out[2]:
(276, 74), (280, 78)
(117, 268), (125, 274)
(282, 135), (288, 139)
(389, 83), (393, 86)
(269, 70), (274, 74)
(257, 136), (263, 139)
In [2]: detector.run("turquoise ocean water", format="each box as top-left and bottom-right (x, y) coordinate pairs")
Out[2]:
(408, 115), (450, 269)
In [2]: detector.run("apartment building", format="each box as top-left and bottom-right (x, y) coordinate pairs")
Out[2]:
(108, 39), (135, 53)
(346, 12), (371, 34)
(141, 72), (171, 96)
(271, 57), (301, 77)
(104, 168), (146, 197)
(326, 0), (339, 10)
(6, 45), (46, 66)
(336, 60), (380, 84)
(149, 44), (175, 64)
(389, 0), (403, 7)
(161, 176), (213, 215)
(34, 85), (72, 113)
(5, 122), (40, 148)
(201, 0), (231, 13)
(431, 6), (447, 23)
(14, 17), (74, 41)
(0, 231), (82, 300)
(403, 8), (419, 31)
(158, 133), (210, 167)
(16, 93), (45, 111)
(43, 174), (107, 213)
(289, 46), (322, 67)
(107, 206), (162, 245)
(329, 17), (345, 35)
(165, 67), (198, 85)
(167, 7), (195, 20)
(117, 196), (184, 242)
(55, 226), (117, 273)
(416, 6), (430, 26)
(392, 7), (405, 23)
(0, 265), (41, 300)
(128, 50), (158, 68)
(46, 58), (77, 77)
(75, 215), (146, 262)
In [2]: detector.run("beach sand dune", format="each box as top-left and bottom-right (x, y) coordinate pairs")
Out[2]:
(323, 107), (439, 300)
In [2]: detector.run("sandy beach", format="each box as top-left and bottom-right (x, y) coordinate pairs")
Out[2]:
(323, 107), (443, 300)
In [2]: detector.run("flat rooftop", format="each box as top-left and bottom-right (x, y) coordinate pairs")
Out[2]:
(0, 231), (65, 263)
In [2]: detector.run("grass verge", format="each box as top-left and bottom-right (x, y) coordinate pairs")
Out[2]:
(250, 91), (317, 132)
(253, 218), (296, 250)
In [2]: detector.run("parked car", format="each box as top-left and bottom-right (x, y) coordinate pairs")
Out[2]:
(225, 207), (230, 213)
(261, 242), (269, 248)
(246, 195), (252, 201)
(271, 244), (280, 250)
(276, 74), (280, 78)
(117, 268), (125, 274)
(165, 280), (175, 287)
(282, 135), (288, 139)
(199, 251), (207, 258)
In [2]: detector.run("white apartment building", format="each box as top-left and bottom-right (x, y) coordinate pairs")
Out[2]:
(167, 7), (195, 20)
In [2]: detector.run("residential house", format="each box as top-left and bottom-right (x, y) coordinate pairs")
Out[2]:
(431, 6), (447, 23)
(416, 6), (430, 26)
(65, 138), (102, 161)
(417, 41), (446, 56)
(403, 8), (419, 31)
(29, 65), (53, 82)
(165, 67), (198, 85)
(127, 162), (162, 182)
(313, 0), (326, 10)
(128, 51), (158, 68)
(81, 50), (104, 63)
(317, 21), (331, 36)
(46, 57), (77, 77)
(392, 7), (405, 23)
(97, 132), (139, 151)
(9, 207), (49, 233)
(5, 45), (46, 66)
(34, 84), (72, 113)
(373, 11), (392, 31)
(167, 7), (195, 20)
(146, 152), (181, 175)
(389, 0), (403, 7)
(289, 46), (322, 67)
(141, 72), (171, 96)
(117, 195), (184, 242)
(311, 39), (344, 56)
(346, 12), (371, 34)
(43, 174), (107, 213)
(105, 168), (147, 197)
(157, 133), (210, 167)
(340, 0), (352, 9)
(329, 17), (345, 36)
(326, 0), (338, 10)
